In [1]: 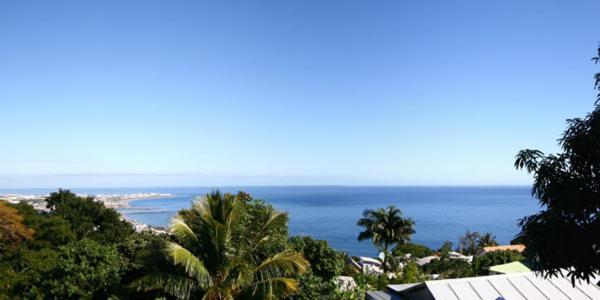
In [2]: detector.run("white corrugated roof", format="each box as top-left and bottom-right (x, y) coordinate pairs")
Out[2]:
(360, 256), (382, 265)
(388, 272), (600, 300)
(423, 272), (600, 300)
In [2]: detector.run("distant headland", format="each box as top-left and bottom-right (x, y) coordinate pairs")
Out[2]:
(0, 192), (175, 210)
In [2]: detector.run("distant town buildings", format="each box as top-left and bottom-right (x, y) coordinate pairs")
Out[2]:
(0, 192), (173, 234)
(0, 192), (173, 209)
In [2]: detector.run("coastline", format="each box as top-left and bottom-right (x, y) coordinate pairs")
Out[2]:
(0, 192), (176, 210)
(99, 193), (175, 209)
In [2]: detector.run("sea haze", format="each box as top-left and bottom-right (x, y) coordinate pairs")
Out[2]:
(1, 186), (540, 257)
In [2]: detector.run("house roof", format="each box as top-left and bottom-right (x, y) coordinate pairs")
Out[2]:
(389, 272), (600, 300)
(416, 255), (439, 266)
(365, 290), (404, 300)
(482, 244), (526, 254)
(488, 261), (531, 274)
(360, 256), (382, 265)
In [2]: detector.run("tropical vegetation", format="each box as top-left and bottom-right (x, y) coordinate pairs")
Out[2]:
(514, 44), (600, 283)
(131, 191), (309, 299)
(356, 205), (415, 273)
(392, 242), (434, 259)
(457, 230), (498, 256)
(471, 250), (524, 276)
(0, 190), (368, 299)
(0, 187), (544, 298)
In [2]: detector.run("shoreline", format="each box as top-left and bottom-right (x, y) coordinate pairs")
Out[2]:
(0, 192), (176, 209)
(100, 193), (175, 209)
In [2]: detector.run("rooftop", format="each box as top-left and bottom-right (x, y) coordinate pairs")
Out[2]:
(481, 244), (526, 254)
(384, 272), (600, 300)
(488, 261), (531, 275)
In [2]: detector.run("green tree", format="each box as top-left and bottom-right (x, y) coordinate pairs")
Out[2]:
(472, 250), (524, 275)
(118, 230), (174, 299)
(4, 247), (59, 298)
(292, 273), (324, 300)
(514, 45), (600, 284)
(399, 261), (428, 284)
(0, 201), (33, 253)
(6, 240), (124, 299)
(46, 189), (134, 244)
(10, 201), (76, 249)
(289, 236), (345, 281)
(423, 258), (474, 279)
(477, 232), (498, 249)
(357, 205), (415, 273)
(1, 201), (125, 299)
(237, 195), (289, 258)
(392, 242), (434, 259)
(50, 239), (124, 298)
(132, 191), (309, 299)
(288, 236), (347, 300)
(438, 241), (453, 260)
(457, 230), (481, 255)
(422, 242), (474, 279)
(329, 274), (367, 300)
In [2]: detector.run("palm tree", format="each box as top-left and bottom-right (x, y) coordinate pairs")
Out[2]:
(458, 230), (481, 255)
(357, 205), (415, 273)
(132, 191), (309, 299)
(478, 232), (498, 248)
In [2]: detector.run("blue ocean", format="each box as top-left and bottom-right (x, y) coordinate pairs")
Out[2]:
(1, 186), (540, 257)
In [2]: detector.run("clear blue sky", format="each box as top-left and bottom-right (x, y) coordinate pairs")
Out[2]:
(1, 0), (599, 188)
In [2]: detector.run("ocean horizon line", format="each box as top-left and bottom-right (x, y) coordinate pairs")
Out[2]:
(0, 184), (532, 191)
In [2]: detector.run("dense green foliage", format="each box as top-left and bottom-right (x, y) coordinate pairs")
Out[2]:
(236, 194), (289, 258)
(118, 231), (174, 299)
(398, 261), (428, 283)
(2, 189), (372, 299)
(289, 236), (346, 281)
(472, 250), (524, 275)
(132, 191), (309, 300)
(514, 46), (600, 284)
(359, 261), (428, 291)
(0, 190), (139, 299)
(46, 189), (134, 244)
(43, 239), (124, 298)
(0, 201), (33, 252)
(423, 257), (474, 279)
(288, 236), (350, 299)
(357, 205), (415, 273)
(438, 240), (453, 259)
(9, 201), (76, 249)
(0, 187), (540, 298)
(478, 233), (498, 249)
(392, 242), (434, 259)
(457, 230), (497, 255)
(292, 272), (328, 300)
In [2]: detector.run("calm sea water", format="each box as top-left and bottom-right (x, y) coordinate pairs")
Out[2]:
(0, 186), (540, 256)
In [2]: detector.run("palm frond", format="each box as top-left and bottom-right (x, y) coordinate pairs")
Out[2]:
(170, 215), (201, 250)
(165, 241), (212, 287)
(357, 230), (374, 242)
(252, 211), (288, 247)
(254, 250), (309, 277)
(247, 251), (308, 297)
(226, 197), (245, 231)
(248, 277), (300, 299)
(130, 273), (198, 300)
(134, 190), (307, 300)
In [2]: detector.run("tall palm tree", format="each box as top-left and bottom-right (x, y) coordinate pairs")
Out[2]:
(132, 191), (309, 299)
(357, 205), (415, 273)
(458, 230), (481, 255)
(478, 232), (498, 248)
